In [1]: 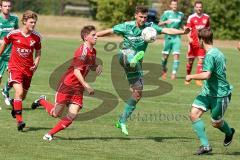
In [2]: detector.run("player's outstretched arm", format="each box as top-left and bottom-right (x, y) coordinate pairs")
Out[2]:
(186, 71), (211, 82)
(158, 20), (172, 26)
(96, 29), (114, 37)
(74, 68), (94, 95)
(161, 27), (190, 35)
(0, 41), (7, 57)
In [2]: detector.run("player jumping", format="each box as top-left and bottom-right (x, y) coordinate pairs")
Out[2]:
(97, 6), (189, 135)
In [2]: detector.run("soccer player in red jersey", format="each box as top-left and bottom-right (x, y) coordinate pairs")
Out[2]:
(185, 0), (210, 86)
(31, 25), (102, 141)
(0, 10), (41, 131)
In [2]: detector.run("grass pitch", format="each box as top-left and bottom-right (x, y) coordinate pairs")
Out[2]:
(0, 37), (239, 160)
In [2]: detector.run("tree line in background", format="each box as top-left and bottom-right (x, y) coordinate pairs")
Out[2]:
(11, 0), (240, 40)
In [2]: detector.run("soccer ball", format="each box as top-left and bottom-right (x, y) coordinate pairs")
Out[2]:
(141, 27), (157, 43)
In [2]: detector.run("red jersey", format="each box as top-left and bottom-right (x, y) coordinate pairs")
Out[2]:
(186, 13), (210, 45)
(63, 44), (96, 87)
(4, 29), (42, 76)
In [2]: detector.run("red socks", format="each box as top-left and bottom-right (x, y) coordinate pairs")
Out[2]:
(186, 63), (193, 75)
(39, 99), (54, 115)
(48, 116), (73, 135)
(14, 99), (23, 123)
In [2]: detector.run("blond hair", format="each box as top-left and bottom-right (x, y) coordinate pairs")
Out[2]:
(21, 10), (38, 25)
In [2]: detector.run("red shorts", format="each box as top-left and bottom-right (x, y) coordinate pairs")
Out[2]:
(187, 43), (206, 59)
(9, 70), (32, 90)
(55, 83), (83, 107)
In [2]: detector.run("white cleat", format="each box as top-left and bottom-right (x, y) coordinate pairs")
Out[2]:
(2, 91), (11, 106)
(43, 134), (53, 141)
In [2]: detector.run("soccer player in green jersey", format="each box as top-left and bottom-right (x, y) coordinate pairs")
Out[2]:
(186, 28), (235, 155)
(97, 6), (189, 135)
(0, 0), (18, 105)
(159, 0), (184, 80)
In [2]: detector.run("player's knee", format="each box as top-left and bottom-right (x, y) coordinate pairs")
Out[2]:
(133, 91), (142, 101)
(189, 112), (199, 121)
(211, 120), (223, 128)
(51, 112), (60, 118)
(67, 114), (77, 121)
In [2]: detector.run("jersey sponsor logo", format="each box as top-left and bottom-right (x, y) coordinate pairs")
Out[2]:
(169, 18), (181, 22)
(127, 36), (144, 42)
(196, 25), (206, 30)
(0, 27), (14, 32)
(16, 39), (21, 43)
(17, 47), (32, 57)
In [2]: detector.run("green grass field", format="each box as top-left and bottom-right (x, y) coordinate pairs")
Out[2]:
(0, 37), (239, 160)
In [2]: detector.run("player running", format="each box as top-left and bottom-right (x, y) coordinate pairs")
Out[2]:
(185, 0), (210, 86)
(158, 0), (184, 80)
(31, 25), (102, 141)
(0, 0), (18, 105)
(0, 10), (42, 131)
(97, 6), (189, 135)
(186, 28), (235, 155)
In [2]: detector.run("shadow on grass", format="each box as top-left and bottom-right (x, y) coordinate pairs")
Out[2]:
(54, 136), (193, 142)
(23, 126), (52, 132)
(225, 152), (240, 155)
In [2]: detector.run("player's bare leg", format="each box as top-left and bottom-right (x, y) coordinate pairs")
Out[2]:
(161, 54), (169, 80)
(171, 54), (180, 80)
(195, 57), (203, 86)
(185, 58), (194, 84)
(12, 83), (26, 131)
(43, 104), (81, 141)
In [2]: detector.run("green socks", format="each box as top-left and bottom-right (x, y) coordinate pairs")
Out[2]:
(192, 118), (209, 147)
(219, 120), (232, 136)
(161, 58), (168, 71)
(172, 60), (180, 74)
(119, 98), (137, 124)
(3, 81), (11, 96)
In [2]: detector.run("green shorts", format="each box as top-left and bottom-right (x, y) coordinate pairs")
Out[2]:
(162, 36), (181, 55)
(192, 93), (231, 122)
(118, 50), (143, 90)
(0, 58), (8, 77)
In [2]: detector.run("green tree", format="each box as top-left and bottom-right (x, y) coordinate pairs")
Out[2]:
(203, 0), (240, 39)
(96, 0), (149, 27)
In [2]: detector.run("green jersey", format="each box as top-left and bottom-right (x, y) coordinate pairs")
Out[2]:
(201, 48), (231, 97)
(0, 14), (19, 60)
(160, 10), (184, 38)
(113, 21), (162, 54)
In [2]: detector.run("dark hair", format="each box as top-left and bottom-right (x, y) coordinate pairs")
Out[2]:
(198, 28), (213, 45)
(135, 6), (148, 14)
(0, 0), (12, 6)
(194, 0), (203, 6)
(21, 10), (38, 25)
(81, 25), (96, 41)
